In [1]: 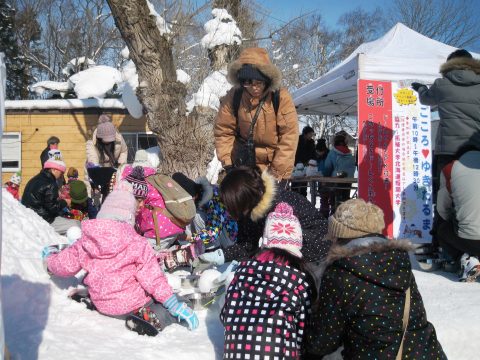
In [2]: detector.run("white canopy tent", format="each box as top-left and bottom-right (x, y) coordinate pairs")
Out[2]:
(293, 23), (479, 116)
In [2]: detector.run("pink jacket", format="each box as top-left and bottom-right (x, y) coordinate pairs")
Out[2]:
(120, 165), (183, 239)
(47, 219), (173, 316)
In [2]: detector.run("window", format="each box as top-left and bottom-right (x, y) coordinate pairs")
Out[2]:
(121, 132), (158, 163)
(2, 132), (21, 172)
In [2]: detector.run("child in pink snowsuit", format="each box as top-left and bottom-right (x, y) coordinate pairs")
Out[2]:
(44, 182), (199, 335)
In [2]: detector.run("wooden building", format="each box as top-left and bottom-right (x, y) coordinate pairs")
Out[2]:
(2, 99), (156, 195)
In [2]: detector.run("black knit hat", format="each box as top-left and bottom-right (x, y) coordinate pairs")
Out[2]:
(237, 64), (270, 83)
(447, 49), (472, 61)
(172, 172), (202, 199)
(125, 166), (148, 199)
(316, 138), (328, 152)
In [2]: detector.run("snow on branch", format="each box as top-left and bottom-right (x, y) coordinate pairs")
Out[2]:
(146, 0), (171, 36)
(201, 8), (242, 49)
(187, 70), (231, 112)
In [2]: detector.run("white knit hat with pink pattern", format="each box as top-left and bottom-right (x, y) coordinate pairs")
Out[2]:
(260, 202), (303, 258)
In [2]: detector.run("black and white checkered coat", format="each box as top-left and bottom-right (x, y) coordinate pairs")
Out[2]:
(220, 259), (311, 360)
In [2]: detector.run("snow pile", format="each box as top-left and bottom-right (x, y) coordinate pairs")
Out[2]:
(1, 189), (224, 359)
(119, 59), (143, 119)
(146, 0), (171, 36)
(201, 8), (242, 50)
(187, 70), (231, 112)
(3, 188), (480, 359)
(62, 57), (96, 76)
(69, 65), (122, 99)
(176, 69), (191, 85)
(29, 81), (72, 97)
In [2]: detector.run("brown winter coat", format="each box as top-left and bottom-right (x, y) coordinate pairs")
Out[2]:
(86, 128), (128, 167)
(214, 48), (299, 180)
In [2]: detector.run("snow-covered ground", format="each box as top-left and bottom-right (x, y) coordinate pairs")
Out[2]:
(2, 189), (479, 359)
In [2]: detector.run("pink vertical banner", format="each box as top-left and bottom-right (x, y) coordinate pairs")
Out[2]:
(357, 80), (394, 237)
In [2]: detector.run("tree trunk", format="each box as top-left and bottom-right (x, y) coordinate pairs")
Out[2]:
(106, 0), (215, 178)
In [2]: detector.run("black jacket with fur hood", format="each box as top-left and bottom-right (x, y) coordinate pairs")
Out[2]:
(304, 236), (446, 360)
(418, 57), (480, 155)
(223, 171), (330, 263)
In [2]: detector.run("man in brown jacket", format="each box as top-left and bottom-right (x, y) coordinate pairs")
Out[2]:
(214, 47), (299, 180)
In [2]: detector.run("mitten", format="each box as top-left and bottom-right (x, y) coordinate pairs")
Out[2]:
(411, 82), (425, 92)
(164, 295), (199, 330)
(41, 245), (60, 260)
(41, 245), (60, 275)
(198, 248), (225, 266)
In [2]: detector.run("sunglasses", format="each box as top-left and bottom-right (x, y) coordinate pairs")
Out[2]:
(243, 80), (266, 88)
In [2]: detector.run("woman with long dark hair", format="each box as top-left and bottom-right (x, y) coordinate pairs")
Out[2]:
(86, 114), (128, 168)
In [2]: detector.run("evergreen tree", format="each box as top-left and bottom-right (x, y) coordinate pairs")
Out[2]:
(0, 0), (26, 99)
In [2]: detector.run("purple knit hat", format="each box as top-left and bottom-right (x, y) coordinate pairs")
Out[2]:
(96, 121), (116, 143)
(260, 202), (303, 258)
(97, 181), (137, 225)
(125, 166), (148, 199)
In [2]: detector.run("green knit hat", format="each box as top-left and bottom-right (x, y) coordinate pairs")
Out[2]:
(69, 180), (88, 204)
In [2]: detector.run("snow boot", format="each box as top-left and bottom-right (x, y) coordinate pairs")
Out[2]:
(69, 288), (96, 311)
(458, 253), (480, 282)
(125, 307), (164, 336)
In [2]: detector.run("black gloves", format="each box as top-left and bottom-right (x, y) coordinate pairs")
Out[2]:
(411, 82), (425, 92)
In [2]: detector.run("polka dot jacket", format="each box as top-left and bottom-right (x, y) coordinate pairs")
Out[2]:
(303, 236), (447, 360)
(221, 259), (311, 360)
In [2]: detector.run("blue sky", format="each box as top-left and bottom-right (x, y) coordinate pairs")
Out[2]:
(258, 0), (386, 28)
(250, 0), (479, 52)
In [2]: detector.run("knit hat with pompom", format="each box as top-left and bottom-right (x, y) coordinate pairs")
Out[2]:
(97, 181), (138, 225)
(260, 202), (303, 258)
(96, 114), (116, 143)
(125, 166), (148, 199)
(328, 198), (385, 240)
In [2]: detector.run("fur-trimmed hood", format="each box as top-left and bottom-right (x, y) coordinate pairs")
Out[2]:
(250, 170), (277, 222)
(440, 57), (480, 85)
(325, 236), (415, 291)
(227, 47), (282, 92)
(195, 176), (214, 208)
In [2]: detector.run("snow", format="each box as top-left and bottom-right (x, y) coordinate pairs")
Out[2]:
(187, 70), (231, 112)
(146, 0), (171, 36)
(176, 69), (191, 85)
(69, 65), (122, 99)
(5, 98), (125, 110)
(205, 151), (222, 184)
(201, 8), (242, 50)
(62, 57), (96, 76)
(119, 60), (143, 119)
(3, 188), (480, 359)
(120, 46), (130, 59)
(29, 81), (72, 97)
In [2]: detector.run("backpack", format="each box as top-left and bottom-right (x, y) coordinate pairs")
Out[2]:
(334, 153), (356, 178)
(232, 87), (280, 119)
(146, 174), (196, 230)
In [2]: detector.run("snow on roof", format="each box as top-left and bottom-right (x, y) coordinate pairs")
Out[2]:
(187, 70), (231, 112)
(176, 69), (191, 84)
(62, 57), (96, 76)
(5, 98), (126, 110)
(69, 65), (122, 99)
(201, 8), (242, 50)
(29, 81), (72, 97)
(146, 0), (171, 36)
